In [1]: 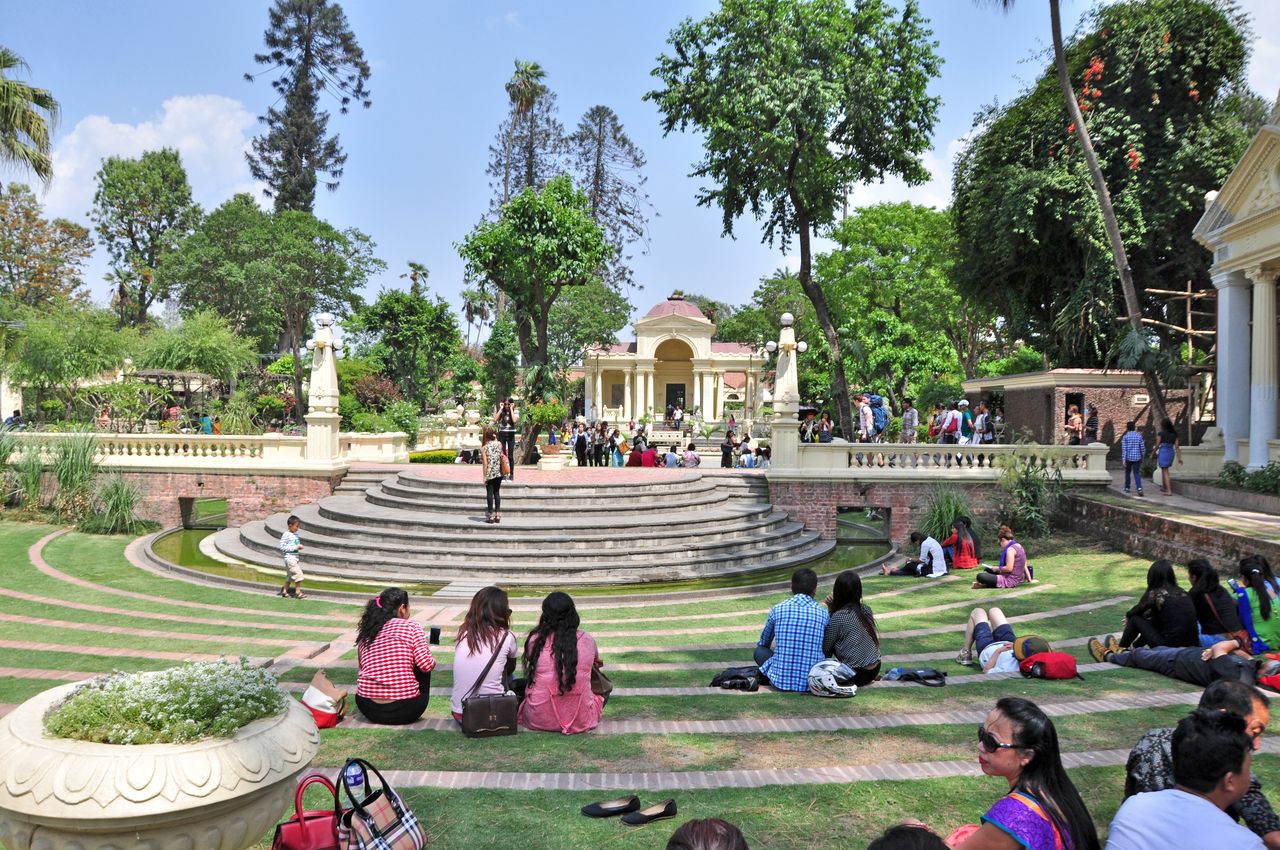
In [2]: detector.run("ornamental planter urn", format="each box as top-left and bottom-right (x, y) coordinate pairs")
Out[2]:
(0, 682), (320, 850)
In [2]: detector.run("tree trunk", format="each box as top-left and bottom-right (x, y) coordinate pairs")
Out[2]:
(792, 208), (855, 438)
(1048, 0), (1169, 424)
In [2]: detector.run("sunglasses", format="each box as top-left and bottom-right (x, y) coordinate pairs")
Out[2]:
(977, 726), (1021, 753)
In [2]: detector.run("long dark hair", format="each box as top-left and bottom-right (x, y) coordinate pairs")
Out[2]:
(998, 697), (1101, 850)
(356, 587), (409, 649)
(828, 570), (878, 647)
(1240, 555), (1277, 621)
(1146, 559), (1180, 593)
(524, 591), (581, 695)
(457, 586), (511, 653)
(953, 515), (980, 561)
(1188, 559), (1220, 597)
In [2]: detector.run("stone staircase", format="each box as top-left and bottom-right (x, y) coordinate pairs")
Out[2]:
(213, 470), (834, 585)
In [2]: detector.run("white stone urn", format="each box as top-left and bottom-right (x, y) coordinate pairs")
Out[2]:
(464, 408), (481, 426)
(0, 682), (320, 850)
(443, 409), (461, 426)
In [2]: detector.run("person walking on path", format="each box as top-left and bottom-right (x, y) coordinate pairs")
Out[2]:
(1120, 420), (1145, 496)
(495, 398), (518, 480)
(1153, 417), (1182, 496)
(278, 514), (306, 599)
(900, 398), (918, 443)
(1083, 403), (1099, 444)
(481, 426), (506, 524)
(1063, 404), (1083, 446)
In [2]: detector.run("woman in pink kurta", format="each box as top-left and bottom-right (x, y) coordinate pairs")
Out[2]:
(518, 592), (604, 734)
(974, 525), (1029, 589)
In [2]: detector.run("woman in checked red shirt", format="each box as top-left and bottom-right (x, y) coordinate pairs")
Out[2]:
(355, 587), (436, 725)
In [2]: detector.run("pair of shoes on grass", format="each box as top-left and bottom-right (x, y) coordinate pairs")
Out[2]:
(955, 649), (974, 666)
(581, 796), (677, 826)
(1088, 635), (1121, 662)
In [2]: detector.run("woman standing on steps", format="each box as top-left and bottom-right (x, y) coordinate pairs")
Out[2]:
(519, 591), (605, 734)
(495, 398), (518, 481)
(481, 426), (506, 524)
(355, 587), (436, 726)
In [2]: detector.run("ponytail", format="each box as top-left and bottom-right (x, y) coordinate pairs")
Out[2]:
(1241, 555), (1276, 621)
(356, 587), (409, 649)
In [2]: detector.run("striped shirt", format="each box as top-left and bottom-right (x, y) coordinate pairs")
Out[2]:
(1121, 431), (1146, 462)
(758, 594), (829, 692)
(357, 618), (437, 701)
(823, 605), (880, 669)
(278, 530), (301, 556)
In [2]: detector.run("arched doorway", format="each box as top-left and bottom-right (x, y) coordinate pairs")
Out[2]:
(654, 338), (694, 420)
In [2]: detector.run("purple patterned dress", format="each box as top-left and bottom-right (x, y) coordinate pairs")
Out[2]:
(981, 792), (1069, 850)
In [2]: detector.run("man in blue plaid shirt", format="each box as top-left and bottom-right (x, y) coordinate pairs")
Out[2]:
(1121, 420), (1145, 496)
(754, 568), (829, 692)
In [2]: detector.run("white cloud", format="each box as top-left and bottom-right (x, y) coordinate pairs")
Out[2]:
(486, 11), (523, 30)
(844, 136), (966, 212)
(1239, 0), (1280, 101)
(43, 94), (262, 221)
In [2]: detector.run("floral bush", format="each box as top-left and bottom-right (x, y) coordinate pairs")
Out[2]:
(44, 659), (286, 745)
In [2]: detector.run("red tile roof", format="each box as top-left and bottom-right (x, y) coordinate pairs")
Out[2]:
(642, 294), (707, 320)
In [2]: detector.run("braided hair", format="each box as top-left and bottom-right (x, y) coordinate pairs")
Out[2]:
(356, 587), (409, 649)
(523, 591), (581, 695)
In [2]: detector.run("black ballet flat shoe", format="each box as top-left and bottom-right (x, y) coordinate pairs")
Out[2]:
(620, 799), (677, 826)
(580, 795), (640, 818)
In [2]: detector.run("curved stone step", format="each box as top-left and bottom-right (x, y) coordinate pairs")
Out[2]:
(362, 480), (733, 515)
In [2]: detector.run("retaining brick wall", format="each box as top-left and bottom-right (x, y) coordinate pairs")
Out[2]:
(1058, 494), (1280, 567)
(768, 480), (1003, 542)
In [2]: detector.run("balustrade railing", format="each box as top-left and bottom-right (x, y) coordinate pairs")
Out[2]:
(789, 440), (1111, 481)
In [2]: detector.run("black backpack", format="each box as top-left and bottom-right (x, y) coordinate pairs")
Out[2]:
(884, 667), (947, 687)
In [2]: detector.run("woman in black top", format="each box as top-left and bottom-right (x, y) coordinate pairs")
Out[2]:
(822, 571), (880, 686)
(1119, 559), (1198, 649)
(1082, 403), (1099, 444)
(1187, 559), (1243, 647)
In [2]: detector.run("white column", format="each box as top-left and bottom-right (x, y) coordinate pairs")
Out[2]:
(692, 370), (702, 414)
(645, 371), (655, 419)
(1248, 268), (1278, 470)
(584, 370), (594, 420)
(713, 375), (725, 421)
(1216, 270), (1251, 462)
(594, 370), (604, 418)
(702, 372), (715, 420)
(623, 368), (633, 422)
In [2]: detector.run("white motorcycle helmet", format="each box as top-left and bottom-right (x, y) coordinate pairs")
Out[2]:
(808, 659), (858, 698)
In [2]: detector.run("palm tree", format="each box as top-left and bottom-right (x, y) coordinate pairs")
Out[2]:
(502, 59), (547, 206)
(460, 285), (492, 350)
(982, 1), (1168, 421)
(0, 47), (59, 183)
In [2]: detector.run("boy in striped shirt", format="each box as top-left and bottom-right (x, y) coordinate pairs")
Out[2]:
(278, 515), (306, 598)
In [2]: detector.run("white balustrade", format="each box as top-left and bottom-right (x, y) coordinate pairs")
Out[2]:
(782, 441), (1112, 483)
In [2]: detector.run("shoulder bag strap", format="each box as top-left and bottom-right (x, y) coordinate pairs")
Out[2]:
(1203, 591), (1231, 633)
(464, 631), (509, 701)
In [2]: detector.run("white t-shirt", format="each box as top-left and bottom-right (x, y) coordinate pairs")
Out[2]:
(979, 642), (1019, 674)
(450, 631), (517, 716)
(1105, 789), (1263, 850)
(919, 536), (946, 577)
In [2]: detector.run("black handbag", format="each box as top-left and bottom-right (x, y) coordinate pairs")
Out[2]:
(460, 631), (518, 738)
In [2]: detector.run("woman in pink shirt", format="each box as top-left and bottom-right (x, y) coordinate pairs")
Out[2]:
(974, 526), (1029, 589)
(518, 592), (604, 734)
(355, 587), (436, 725)
(451, 586), (517, 723)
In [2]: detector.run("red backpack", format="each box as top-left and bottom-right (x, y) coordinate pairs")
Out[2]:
(1019, 652), (1082, 680)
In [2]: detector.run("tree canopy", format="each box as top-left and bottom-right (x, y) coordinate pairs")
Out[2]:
(0, 48), (58, 183)
(646, 0), (941, 437)
(0, 182), (92, 306)
(139, 310), (257, 385)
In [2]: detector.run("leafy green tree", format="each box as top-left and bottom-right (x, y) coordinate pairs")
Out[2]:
(12, 302), (135, 420)
(569, 105), (653, 288)
(245, 0), (372, 212)
(90, 149), (201, 327)
(160, 193), (279, 352)
(647, 0), (941, 438)
(139, 310), (257, 385)
(481, 314), (519, 408)
(458, 176), (611, 460)
(957, 0), (1258, 385)
(0, 182), (92, 306)
(0, 48), (58, 183)
(347, 278), (464, 410)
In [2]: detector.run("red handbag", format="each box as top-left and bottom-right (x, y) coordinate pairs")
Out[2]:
(271, 773), (344, 850)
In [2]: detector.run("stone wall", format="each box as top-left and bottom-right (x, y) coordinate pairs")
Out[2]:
(768, 479), (1004, 542)
(1057, 494), (1280, 567)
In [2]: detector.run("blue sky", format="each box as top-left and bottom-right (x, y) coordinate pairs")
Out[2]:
(5, 0), (1278, 333)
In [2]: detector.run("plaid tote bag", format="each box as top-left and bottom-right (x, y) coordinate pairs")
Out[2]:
(337, 758), (427, 850)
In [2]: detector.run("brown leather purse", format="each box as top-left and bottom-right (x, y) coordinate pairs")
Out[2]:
(460, 632), (518, 738)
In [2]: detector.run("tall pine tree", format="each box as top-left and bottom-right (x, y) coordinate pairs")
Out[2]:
(245, 0), (371, 212)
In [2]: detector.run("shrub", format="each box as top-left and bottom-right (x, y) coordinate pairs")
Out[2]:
(1245, 462), (1280, 496)
(350, 411), (390, 433)
(44, 659), (286, 745)
(1217, 461), (1248, 490)
(919, 484), (971, 542)
(13, 444), (43, 508)
(353, 375), (403, 412)
(78, 475), (159, 535)
(384, 400), (421, 449)
(526, 400), (568, 428)
(51, 431), (99, 521)
(409, 450), (457, 464)
(338, 395), (364, 428)
(997, 453), (1064, 539)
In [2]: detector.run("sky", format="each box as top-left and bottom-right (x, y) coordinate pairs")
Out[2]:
(4, 0), (1279, 337)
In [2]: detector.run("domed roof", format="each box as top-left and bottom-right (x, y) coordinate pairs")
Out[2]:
(642, 293), (707, 320)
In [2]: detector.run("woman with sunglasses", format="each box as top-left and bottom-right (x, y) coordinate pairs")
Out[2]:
(953, 697), (1100, 850)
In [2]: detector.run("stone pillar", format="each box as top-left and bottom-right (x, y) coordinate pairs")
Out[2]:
(770, 316), (804, 469)
(703, 372), (715, 421)
(584, 369), (594, 420)
(1215, 270), (1251, 463)
(623, 368), (634, 422)
(713, 375), (725, 422)
(594, 370), (604, 419)
(1248, 267), (1278, 470)
(692, 370), (702, 415)
(645, 370), (655, 419)
(304, 315), (347, 471)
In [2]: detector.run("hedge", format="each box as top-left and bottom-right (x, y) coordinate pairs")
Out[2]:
(409, 450), (457, 464)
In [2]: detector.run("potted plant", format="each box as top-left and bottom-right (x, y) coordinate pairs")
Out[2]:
(527, 400), (568, 453)
(0, 660), (319, 850)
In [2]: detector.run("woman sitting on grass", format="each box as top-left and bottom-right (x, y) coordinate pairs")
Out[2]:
(519, 591), (605, 734)
(355, 587), (436, 726)
(1188, 559), (1245, 648)
(941, 517), (980, 570)
(1118, 559), (1198, 650)
(1234, 555), (1280, 652)
(932, 697), (1101, 850)
(973, 525), (1029, 589)
(451, 586), (517, 725)
(822, 571), (881, 686)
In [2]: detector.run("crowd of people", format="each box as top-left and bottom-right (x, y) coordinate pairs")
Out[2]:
(798, 396), (1004, 445)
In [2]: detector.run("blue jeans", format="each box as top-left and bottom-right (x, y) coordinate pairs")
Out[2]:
(974, 622), (1015, 655)
(1124, 460), (1143, 492)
